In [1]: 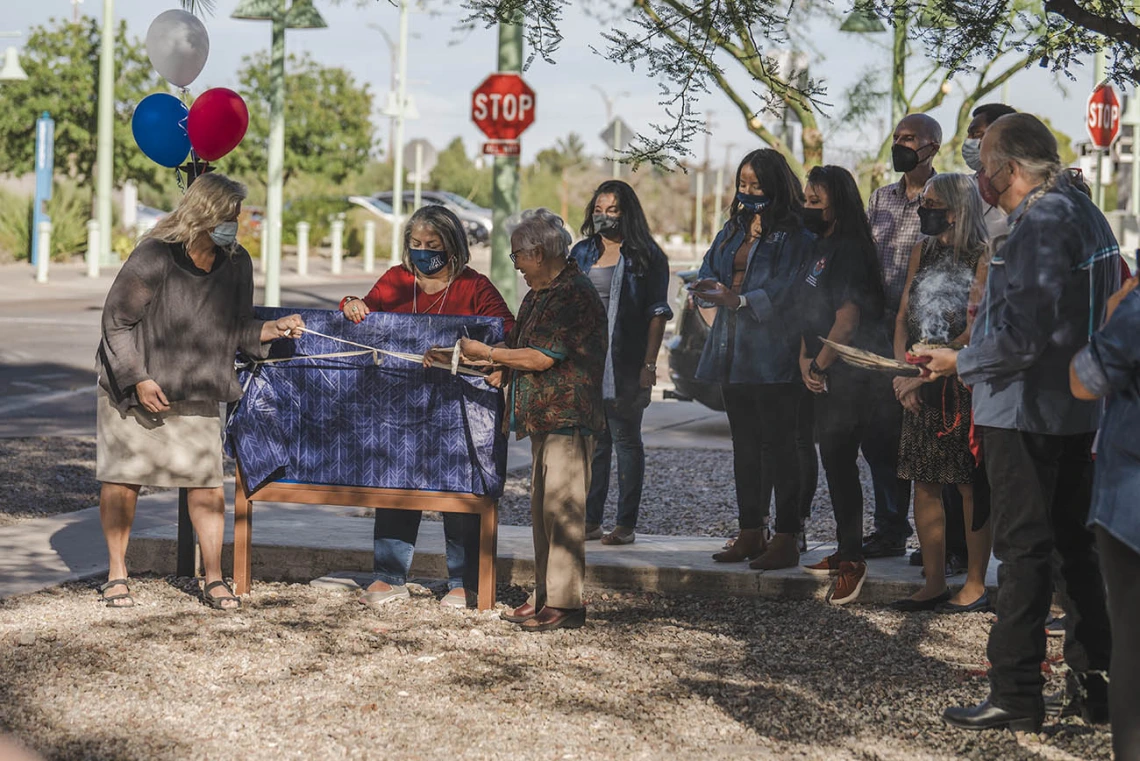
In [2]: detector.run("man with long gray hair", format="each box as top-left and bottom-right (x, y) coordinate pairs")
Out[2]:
(925, 113), (1118, 731)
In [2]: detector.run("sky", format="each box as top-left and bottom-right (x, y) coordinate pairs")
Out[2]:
(1, 0), (1117, 171)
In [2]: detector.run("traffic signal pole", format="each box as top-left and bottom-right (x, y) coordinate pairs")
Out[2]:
(491, 17), (522, 308)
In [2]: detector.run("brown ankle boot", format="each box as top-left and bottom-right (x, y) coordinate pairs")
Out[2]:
(712, 528), (769, 562)
(750, 532), (800, 570)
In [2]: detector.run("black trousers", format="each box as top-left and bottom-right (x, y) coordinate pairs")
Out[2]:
(815, 369), (899, 561)
(981, 427), (1112, 716)
(1097, 526), (1140, 760)
(759, 387), (819, 528)
(722, 383), (802, 534)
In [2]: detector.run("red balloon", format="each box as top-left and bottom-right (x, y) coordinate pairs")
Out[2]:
(187, 87), (249, 161)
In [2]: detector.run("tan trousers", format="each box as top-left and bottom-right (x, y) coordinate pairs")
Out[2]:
(528, 430), (595, 610)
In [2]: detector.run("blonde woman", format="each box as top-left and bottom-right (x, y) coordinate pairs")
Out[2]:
(96, 173), (304, 610)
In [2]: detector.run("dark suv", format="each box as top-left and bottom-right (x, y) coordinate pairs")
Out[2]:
(665, 269), (724, 411)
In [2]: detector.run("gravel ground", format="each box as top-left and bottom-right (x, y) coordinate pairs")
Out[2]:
(495, 447), (877, 546)
(0, 577), (1112, 761)
(3, 437), (878, 548)
(0, 437), (233, 527)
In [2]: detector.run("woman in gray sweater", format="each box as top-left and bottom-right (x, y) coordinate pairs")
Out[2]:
(96, 173), (303, 610)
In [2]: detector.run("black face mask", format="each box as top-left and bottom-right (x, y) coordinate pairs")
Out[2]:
(917, 206), (952, 236)
(892, 143), (930, 173)
(592, 213), (621, 238)
(802, 207), (829, 236)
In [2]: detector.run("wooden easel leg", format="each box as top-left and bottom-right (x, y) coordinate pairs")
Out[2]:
(233, 479), (252, 596)
(477, 500), (498, 611)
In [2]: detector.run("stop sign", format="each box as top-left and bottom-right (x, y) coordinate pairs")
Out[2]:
(472, 74), (536, 141)
(1087, 84), (1121, 149)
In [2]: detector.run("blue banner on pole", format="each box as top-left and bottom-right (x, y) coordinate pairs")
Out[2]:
(31, 112), (55, 266)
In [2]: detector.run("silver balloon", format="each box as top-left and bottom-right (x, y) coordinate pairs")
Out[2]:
(145, 10), (209, 89)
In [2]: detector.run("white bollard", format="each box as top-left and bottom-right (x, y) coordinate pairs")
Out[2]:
(330, 215), (345, 276)
(260, 223), (268, 274)
(296, 221), (309, 277)
(86, 220), (100, 278)
(363, 219), (376, 273)
(35, 221), (51, 284)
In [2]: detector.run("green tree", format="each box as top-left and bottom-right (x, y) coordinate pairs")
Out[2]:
(228, 51), (376, 189)
(535, 132), (588, 221)
(428, 137), (493, 207)
(0, 17), (164, 189)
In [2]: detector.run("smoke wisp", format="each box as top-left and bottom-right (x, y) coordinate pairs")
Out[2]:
(912, 262), (975, 344)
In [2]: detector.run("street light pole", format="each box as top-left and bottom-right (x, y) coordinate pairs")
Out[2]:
(592, 85), (629, 179)
(95, 0), (115, 267)
(369, 23), (399, 162)
(388, 0), (410, 266)
(264, 0), (287, 306)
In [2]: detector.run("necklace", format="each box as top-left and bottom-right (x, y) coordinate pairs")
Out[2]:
(413, 277), (452, 315)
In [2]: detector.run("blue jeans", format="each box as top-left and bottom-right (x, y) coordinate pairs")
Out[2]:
(585, 392), (649, 529)
(373, 509), (480, 590)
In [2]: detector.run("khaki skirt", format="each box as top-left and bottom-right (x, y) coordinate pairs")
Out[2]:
(96, 387), (224, 488)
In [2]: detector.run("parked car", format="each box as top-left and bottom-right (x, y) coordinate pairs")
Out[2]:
(134, 204), (167, 233)
(347, 195), (397, 224)
(665, 269), (724, 411)
(372, 190), (491, 245)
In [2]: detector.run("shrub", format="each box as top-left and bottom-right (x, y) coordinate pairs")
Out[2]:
(0, 182), (92, 261)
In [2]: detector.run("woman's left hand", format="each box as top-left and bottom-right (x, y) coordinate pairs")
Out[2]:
(925, 348), (960, 379)
(261, 314), (305, 341)
(692, 280), (738, 308)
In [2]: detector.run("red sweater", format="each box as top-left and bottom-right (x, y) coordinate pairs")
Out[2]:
(353, 266), (516, 333)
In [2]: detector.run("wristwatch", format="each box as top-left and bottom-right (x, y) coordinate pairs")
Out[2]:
(339, 295), (360, 310)
(734, 295), (748, 311)
(810, 358), (828, 377)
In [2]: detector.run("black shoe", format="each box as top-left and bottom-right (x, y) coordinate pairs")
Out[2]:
(935, 591), (992, 614)
(889, 590), (951, 612)
(909, 548), (923, 566)
(943, 697), (1043, 732)
(1044, 690), (1081, 719)
(946, 552), (968, 577)
(862, 533), (907, 558)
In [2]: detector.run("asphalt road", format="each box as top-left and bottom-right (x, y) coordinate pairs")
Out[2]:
(0, 269), (380, 438)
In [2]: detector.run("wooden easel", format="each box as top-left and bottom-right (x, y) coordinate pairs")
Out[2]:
(177, 472), (500, 610)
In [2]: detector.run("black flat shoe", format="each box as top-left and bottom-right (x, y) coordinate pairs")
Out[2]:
(935, 592), (992, 614)
(520, 607), (585, 632)
(943, 697), (1043, 732)
(889, 590), (951, 612)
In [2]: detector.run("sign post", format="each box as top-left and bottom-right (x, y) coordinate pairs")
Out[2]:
(1087, 82), (1121, 210)
(600, 117), (633, 179)
(32, 111), (54, 269)
(472, 65), (535, 307)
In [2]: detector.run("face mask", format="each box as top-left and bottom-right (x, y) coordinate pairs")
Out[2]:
(961, 138), (982, 172)
(592, 213), (621, 237)
(978, 164), (1011, 207)
(409, 248), (447, 276)
(917, 206), (952, 236)
(209, 221), (238, 247)
(891, 144), (924, 173)
(735, 191), (769, 213)
(802, 207), (829, 236)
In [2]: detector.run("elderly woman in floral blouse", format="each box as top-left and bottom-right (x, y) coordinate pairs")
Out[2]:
(455, 208), (607, 632)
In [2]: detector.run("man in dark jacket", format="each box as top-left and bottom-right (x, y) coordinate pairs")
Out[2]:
(925, 113), (1117, 732)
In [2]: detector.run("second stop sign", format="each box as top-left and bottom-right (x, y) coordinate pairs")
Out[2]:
(472, 73), (536, 141)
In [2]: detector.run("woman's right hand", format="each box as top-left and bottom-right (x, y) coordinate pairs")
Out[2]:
(342, 298), (370, 324)
(135, 379), (170, 414)
(800, 356), (826, 394)
(893, 376), (923, 413)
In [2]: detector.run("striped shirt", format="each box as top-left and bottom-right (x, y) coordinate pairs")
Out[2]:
(867, 176), (930, 313)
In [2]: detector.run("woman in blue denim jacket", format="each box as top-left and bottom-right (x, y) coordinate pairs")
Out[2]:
(569, 180), (674, 545)
(693, 148), (816, 570)
(1070, 274), (1140, 758)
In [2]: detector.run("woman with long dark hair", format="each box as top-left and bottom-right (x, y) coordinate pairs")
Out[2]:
(694, 148), (815, 570)
(796, 165), (900, 605)
(570, 180), (673, 545)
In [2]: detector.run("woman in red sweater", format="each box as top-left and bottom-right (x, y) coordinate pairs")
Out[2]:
(340, 205), (515, 610)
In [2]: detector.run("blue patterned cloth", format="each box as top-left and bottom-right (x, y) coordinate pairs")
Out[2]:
(225, 308), (507, 497)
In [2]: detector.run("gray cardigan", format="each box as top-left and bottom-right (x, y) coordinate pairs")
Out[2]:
(97, 238), (268, 410)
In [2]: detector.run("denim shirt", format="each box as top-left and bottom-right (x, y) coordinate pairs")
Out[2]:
(570, 236), (674, 401)
(1072, 289), (1140, 555)
(694, 221), (815, 385)
(958, 179), (1121, 434)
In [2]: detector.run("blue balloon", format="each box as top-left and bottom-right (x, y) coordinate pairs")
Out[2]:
(132, 93), (191, 168)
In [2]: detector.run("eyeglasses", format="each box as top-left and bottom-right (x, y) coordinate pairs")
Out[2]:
(509, 249), (528, 265)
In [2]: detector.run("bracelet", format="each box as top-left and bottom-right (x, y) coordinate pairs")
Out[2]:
(488, 347), (494, 362)
(644, 363), (657, 370)
(339, 296), (359, 310)
(810, 359), (828, 377)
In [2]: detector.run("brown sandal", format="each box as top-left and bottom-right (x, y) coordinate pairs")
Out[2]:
(601, 527), (636, 545)
(201, 580), (242, 611)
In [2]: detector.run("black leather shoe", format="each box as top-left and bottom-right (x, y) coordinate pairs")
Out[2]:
(890, 590), (951, 612)
(943, 698), (1043, 732)
(935, 592), (992, 614)
(862, 533), (907, 558)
